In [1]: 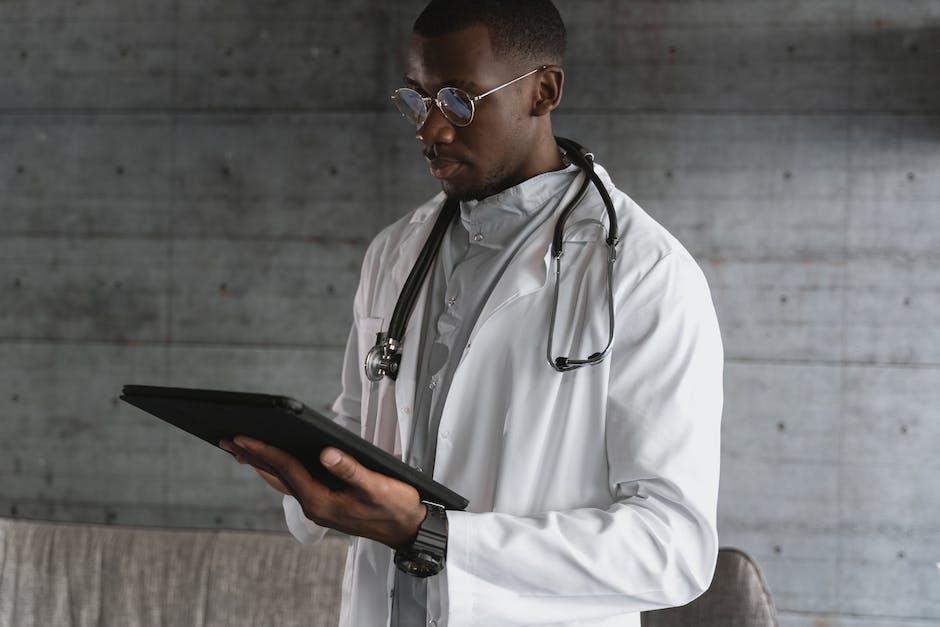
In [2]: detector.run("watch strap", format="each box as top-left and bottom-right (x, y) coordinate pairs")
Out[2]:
(394, 501), (448, 577)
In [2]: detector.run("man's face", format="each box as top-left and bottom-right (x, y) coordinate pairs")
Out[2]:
(403, 25), (541, 201)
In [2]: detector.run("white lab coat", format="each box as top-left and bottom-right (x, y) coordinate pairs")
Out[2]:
(284, 163), (723, 627)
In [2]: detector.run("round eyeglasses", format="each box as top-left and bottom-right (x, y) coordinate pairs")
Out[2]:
(391, 65), (548, 129)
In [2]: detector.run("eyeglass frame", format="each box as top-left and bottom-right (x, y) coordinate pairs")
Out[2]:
(391, 64), (551, 128)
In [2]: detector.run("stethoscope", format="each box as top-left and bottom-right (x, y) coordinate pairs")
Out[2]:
(363, 136), (619, 382)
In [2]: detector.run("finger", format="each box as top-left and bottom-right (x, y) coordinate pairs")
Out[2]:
(219, 439), (247, 462)
(320, 447), (370, 489)
(221, 439), (293, 496)
(253, 466), (291, 496)
(232, 436), (331, 502)
(221, 438), (286, 488)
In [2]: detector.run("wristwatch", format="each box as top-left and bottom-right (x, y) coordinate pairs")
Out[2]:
(394, 501), (448, 577)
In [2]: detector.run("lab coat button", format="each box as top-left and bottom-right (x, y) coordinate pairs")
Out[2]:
(472, 232), (484, 242)
(447, 296), (457, 307)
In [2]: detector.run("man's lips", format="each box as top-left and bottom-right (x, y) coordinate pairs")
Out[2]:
(427, 157), (462, 179)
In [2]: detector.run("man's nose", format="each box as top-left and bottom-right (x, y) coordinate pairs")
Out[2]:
(416, 103), (455, 147)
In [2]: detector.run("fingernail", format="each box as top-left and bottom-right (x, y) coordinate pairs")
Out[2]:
(322, 448), (342, 467)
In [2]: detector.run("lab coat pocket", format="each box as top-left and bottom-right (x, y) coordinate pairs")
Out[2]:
(356, 316), (384, 440)
(355, 316), (402, 454)
(356, 316), (385, 366)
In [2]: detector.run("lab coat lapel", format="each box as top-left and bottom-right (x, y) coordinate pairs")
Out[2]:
(390, 199), (442, 287)
(392, 284), (429, 458)
(466, 172), (590, 345)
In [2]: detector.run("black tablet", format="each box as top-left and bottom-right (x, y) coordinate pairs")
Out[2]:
(120, 385), (468, 510)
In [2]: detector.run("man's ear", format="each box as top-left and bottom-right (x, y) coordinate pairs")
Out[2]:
(532, 65), (564, 116)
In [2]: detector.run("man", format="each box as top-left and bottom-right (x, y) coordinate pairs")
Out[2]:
(221, 1), (723, 625)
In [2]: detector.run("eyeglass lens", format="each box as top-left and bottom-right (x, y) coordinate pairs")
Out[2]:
(393, 87), (475, 128)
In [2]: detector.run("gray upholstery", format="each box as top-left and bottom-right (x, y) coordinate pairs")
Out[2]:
(642, 548), (777, 627)
(0, 518), (348, 627)
(2, 519), (776, 627)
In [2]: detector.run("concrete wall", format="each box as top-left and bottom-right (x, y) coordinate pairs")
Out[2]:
(1, 1), (937, 625)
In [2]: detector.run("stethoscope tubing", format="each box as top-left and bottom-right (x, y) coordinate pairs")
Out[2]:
(364, 136), (620, 382)
(387, 198), (460, 344)
(546, 236), (617, 372)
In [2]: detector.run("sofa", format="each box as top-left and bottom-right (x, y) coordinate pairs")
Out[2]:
(0, 517), (348, 627)
(1, 517), (777, 627)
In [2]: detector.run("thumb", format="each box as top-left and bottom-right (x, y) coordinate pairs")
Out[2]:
(321, 448), (365, 487)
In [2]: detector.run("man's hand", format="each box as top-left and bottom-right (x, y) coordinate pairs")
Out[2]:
(219, 436), (426, 549)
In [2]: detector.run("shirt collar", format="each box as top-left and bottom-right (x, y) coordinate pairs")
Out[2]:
(457, 164), (578, 248)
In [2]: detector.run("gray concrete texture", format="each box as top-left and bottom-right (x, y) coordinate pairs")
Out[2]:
(0, 0), (938, 625)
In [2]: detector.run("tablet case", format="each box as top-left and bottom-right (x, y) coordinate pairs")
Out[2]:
(120, 385), (469, 511)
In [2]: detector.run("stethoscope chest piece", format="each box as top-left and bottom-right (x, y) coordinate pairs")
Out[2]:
(364, 332), (402, 381)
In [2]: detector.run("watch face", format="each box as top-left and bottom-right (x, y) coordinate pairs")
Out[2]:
(395, 550), (444, 578)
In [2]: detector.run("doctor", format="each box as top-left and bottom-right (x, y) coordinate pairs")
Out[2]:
(221, 1), (723, 625)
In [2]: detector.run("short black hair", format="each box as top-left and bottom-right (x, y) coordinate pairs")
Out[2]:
(413, 0), (567, 64)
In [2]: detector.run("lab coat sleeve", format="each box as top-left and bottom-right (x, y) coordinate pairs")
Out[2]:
(444, 250), (723, 625)
(283, 322), (364, 545)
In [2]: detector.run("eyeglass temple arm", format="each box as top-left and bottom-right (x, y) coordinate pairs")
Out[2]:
(472, 65), (549, 101)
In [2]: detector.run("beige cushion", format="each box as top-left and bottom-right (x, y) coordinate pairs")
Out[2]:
(642, 548), (777, 627)
(0, 518), (348, 627)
